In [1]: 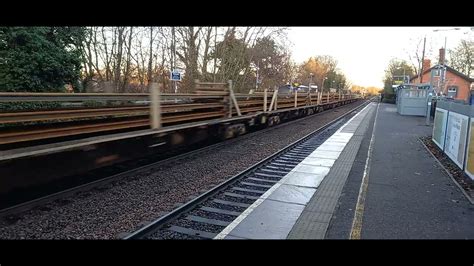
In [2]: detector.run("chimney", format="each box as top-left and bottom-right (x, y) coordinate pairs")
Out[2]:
(422, 59), (431, 73)
(439, 48), (446, 65)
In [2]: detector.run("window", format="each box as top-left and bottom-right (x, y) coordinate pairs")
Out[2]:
(447, 86), (458, 98)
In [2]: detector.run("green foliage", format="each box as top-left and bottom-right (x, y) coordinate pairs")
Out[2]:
(324, 69), (348, 91)
(0, 27), (85, 92)
(382, 93), (396, 104)
(382, 59), (415, 97)
(250, 37), (292, 90)
(296, 55), (341, 91)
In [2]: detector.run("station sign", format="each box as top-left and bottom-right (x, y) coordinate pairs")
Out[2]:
(170, 69), (182, 81)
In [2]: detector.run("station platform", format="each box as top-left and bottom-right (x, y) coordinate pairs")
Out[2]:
(216, 102), (474, 239)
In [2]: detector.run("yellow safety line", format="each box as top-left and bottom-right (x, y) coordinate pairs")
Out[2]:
(350, 102), (379, 239)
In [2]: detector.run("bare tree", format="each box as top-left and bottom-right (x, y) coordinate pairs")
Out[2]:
(450, 39), (473, 77)
(76, 27), (293, 94)
(122, 27), (134, 91)
(175, 27), (202, 92)
(100, 27), (113, 82)
(147, 27), (154, 90)
(405, 37), (432, 78)
(213, 27), (218, 82)
(114, 27), (125, 92)
(200, 27), (213, 80)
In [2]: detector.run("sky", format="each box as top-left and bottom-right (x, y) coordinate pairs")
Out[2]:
(287, 27), (473, 88)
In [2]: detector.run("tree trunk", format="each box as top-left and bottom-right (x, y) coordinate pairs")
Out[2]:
(147, 27), (154, 90)
(122, 27), (133, 92)
(102, 27), (111, 81)
(114, 27), (124, 92)
(201, 27), (212, 80)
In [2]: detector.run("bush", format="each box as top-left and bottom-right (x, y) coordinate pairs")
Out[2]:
(382, 93), (396, 104)
(0, 101), (63, 112)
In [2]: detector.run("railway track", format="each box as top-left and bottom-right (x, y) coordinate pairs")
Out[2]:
(124, 100), (369, 239)
(0, 100), (365, 218)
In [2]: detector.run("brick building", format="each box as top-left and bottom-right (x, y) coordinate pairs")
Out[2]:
(409, 48), (474, 102)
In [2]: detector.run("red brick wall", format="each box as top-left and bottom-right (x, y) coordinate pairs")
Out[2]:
(443, 71), (471, 101)
(414, 70), (471, 101)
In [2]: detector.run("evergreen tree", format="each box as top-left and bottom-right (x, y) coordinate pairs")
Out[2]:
(0, 27), (85, 92)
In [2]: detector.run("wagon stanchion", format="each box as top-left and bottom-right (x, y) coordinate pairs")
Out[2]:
(150, 82), (161, 129)
(263, 88), (268, 112)
(268, 89), (278, 112)
(294, 89), (298, 108)
(228, 80), (241, 117)
(275, 88), (278, 110)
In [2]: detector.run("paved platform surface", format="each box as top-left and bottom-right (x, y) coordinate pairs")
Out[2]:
(357, 103), (474, 239)
(327, 103), (474, 239)
(215, 103), (377, 239)
(287, 102), (376, 239)
(216, 102), (474, 239)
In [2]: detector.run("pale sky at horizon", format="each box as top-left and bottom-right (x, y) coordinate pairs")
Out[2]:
(287, 27), (473, 88)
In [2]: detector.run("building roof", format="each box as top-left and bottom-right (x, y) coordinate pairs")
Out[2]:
(409, 64), (474, 83)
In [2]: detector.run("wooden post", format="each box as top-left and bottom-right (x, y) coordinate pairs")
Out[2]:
(228, 80), (241, 116)
(263, 88), (267, 112)
(150, 82), (161, 129)
(294, 89), (298, 108)
(327, 91), (330, 103)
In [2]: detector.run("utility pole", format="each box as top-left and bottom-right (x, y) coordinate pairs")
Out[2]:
(170, 27), (174, 78)
(321, 76), (327, 92)
(420, 36), (426, 83)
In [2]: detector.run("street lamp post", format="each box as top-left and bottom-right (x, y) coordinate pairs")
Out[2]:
(433, 27), (460, 49)
(397, 67), (406, 84)
(321, 76), (327, 92)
